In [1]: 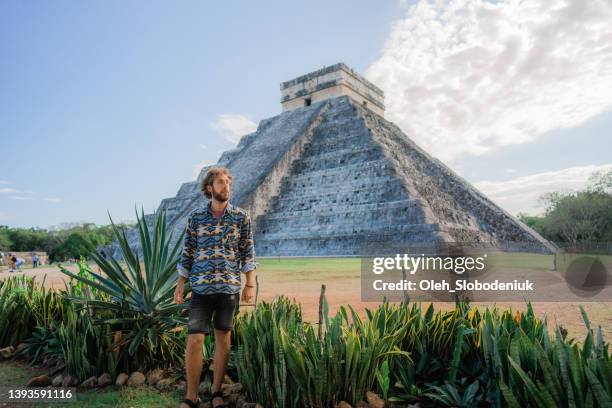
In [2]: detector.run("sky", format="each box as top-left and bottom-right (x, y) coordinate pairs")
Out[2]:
(1, 0), (611, 229)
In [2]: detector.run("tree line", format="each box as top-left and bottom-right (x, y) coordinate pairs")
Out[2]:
(519, 169), (612, 250)
(0, 222), (134, 262)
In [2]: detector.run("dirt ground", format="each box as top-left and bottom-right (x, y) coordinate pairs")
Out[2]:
(1, 260), (611, 342)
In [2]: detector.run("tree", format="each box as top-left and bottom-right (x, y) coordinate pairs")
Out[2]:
(0, 226), (13, 251)
(539, 190), (612, 246)
(587, 169), (612, 194)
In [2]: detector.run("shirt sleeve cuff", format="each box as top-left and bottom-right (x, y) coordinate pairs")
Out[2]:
(241, 261), (257, 274)
(177, 264), (190, 278)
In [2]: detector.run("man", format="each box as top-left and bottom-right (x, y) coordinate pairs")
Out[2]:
(174, 167), (257, 408)
(33, 253), (39, 269)
(9, 254), (17, 272)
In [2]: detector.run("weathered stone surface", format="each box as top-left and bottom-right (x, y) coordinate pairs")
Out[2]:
(80, 376), (97, 388)
(221, 382), (243, 396)
(145, 368), (164, 385)
(235, 396), (246, 408)
(0, 346), (15, 360)
(52, 374), (64, 387)
(175, 379), (186, 393)
(155, 377), (175, 390)
(366, 391), (385, 408)
(61, 375), (79, 387)
(27, 375), (51, 387)
(97, 373), (112, 387)
(115, 372), (129, 386)
(355, 402), (370, 408)
(127, 371), (145, 387)
(105, 65), (556, 259)
(336, 401), (353, 408)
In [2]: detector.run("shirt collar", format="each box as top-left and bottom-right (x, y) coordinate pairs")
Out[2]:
(206, 201), (233, 217)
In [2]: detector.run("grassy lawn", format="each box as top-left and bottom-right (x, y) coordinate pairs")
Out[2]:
(0, 362), (183, 408)
(257, 256), (362, 280)
(38, 387), (182, 408)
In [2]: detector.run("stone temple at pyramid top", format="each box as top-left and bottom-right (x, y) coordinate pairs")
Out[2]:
(280, 63), (385, 116)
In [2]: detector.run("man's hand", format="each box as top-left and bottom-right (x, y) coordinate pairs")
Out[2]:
(174, 279), (185, 304)
(241, 284), (255, 303)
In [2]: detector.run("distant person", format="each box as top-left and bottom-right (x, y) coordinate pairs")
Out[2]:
(15, 257), (25, 271)
(32, 254), (39, 269)
(0, 252), (4, 272)
(9, 254), (17, 272)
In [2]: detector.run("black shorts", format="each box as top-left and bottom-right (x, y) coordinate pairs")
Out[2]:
(188, 292), (239, 334)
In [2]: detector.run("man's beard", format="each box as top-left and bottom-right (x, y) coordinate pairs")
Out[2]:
(212, 189), (229, 202)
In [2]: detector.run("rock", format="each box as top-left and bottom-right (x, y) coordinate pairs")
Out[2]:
(337, 402), (353, 408)
(52, 374), (63, 387)
(155, 377), (175, 391)
(221, 382), (243, 396)
(50, 363), (66, 377)
(97, 373), (112, 387)
(127, 371), (145, 386)
(235, 396), (246, 408)
(61, 375), (78, 387)
(80, 376), (97, 388)
(366, 391), (385, 408)
(146, 368), (164, 385)
(241, 404), (264, 408)
(355, 402), (370, 408)
(44, 356), (58, 367)
(227, 393), (240, 405)
(115, 372), (129, 386)
(27, 375), (51, 387)
(0, 346), (15, 360)
(176, 380), (186, 393)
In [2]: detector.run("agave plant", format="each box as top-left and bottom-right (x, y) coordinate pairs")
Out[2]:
(59, 208), (188, 371)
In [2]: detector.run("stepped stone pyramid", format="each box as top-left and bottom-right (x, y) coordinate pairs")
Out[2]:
(108, 63), (556, 258)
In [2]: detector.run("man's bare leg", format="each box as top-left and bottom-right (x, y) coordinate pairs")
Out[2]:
(180, 333), (205, 407)
(211, 329), (232, 406)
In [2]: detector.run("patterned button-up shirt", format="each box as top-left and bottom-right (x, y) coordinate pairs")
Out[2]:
(177, 202), (257, 295)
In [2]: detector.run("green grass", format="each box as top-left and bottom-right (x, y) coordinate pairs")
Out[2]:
(0, 362), (183, 408)
(0, 361), (45, 387)
(257, 257), (362, 281)
(36, 387), (182, 408)
(257, 252), (612, 276)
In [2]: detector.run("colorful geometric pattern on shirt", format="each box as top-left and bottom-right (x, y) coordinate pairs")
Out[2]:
(178, 202), (256, 295)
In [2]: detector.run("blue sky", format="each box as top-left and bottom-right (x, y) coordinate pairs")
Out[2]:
(1, 0), (611, 228)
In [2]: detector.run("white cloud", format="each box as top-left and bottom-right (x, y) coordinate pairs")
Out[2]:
(210, 114), (257, 145)
(473, 163), (612, 216)
(7, 196), (31, 200)
(200, 144), (207, 149)
(43, 197), (61, 203)
(0, 188), (17, 194)
(0, 180), (8, 185)
(366, 0), (612, 163)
